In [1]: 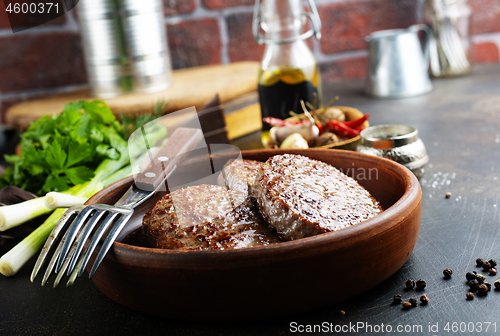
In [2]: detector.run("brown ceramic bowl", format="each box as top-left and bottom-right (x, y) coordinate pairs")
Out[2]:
(86, 149), (421, 321)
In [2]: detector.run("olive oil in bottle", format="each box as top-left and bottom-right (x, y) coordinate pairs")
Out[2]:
(258, 66), (320, 131)
(253, 0), (322, 136)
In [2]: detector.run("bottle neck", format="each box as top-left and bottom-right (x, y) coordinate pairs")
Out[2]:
(260, 0), (304, 41)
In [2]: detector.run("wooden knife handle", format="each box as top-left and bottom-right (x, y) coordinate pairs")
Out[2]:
(134, 127), (204, 191)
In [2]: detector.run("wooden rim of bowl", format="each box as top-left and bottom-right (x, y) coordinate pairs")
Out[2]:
(86, 149), (420, 268)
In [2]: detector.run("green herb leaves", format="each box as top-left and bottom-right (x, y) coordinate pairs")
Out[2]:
(1, 100), (127, 194)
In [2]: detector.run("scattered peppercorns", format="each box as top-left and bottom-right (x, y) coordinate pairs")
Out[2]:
(402, 302), (412, 309)
(468, 279), (479, 291)
(485, 282), (492, 291)
(405, 279), (415, 290)
(443, 268), (453, 279)
(478, 284), (489, 295)
(466, 272), (477, 281)
(476, 273), (486, 283)
(416, 279), (426, 290)
(392, 259), (500, 311)
(445, 192), (451, 199)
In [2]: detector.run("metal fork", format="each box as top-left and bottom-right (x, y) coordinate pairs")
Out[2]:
(433, 0), (470, 76)
(31, 127), (203, 287)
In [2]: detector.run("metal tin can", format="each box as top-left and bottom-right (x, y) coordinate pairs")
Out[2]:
(78, 0), (172, 98)
(357, 124), (429, 179)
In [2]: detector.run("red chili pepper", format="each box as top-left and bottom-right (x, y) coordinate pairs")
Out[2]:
(262, 117), (310, 127)
(315, 121), (324, 135)
(327, 120), (360, 138)
(343, 114), (370, 128)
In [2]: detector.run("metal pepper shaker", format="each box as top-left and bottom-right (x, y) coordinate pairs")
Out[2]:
(357, 125), (429, 179)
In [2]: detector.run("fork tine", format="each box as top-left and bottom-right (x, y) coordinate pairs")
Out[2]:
(53, 235), (82, 288)
(66, 239), (90, 287)
(77, 212), (121, 278)
(55, 207), (94, 273)
(30, 205), (85, 283)
(40, 227), (72, 286)
(66, 210), (108, 276)
(88, 210), (134, 279)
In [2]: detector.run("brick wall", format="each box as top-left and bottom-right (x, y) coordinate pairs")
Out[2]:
(1, 0), (500, 126)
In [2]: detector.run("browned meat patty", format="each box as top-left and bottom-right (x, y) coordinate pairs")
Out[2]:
(217, 159), (264, 196)
(143, 184), (280, 250)
(253, 154), (383, 241)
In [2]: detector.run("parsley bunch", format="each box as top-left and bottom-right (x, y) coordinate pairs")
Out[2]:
(1, 100), (127, 194)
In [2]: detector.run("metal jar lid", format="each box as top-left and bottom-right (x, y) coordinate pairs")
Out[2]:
(359, 124), (420, 149)
(358, 124), (429, 179)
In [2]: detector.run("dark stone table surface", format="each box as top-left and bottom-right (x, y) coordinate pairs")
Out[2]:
(2, 64), (500, 336)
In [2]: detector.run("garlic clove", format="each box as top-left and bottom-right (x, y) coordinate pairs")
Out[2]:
(273, 123), (318, 146)
(280, 133), (309, 149)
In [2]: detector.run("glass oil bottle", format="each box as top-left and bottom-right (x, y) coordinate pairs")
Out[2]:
(252, 0), (322, 134)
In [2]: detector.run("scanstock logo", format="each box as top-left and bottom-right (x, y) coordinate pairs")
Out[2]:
(3, 0), (79, 33)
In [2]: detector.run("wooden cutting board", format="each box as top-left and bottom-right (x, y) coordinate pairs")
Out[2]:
(6, 62), (259, 130)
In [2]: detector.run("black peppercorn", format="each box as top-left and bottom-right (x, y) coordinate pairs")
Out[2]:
(416, 279), (426, 290)
(405, 279), (415, 290)
(443, 268), (453, 279)
(408, 298), (418, 307)
(489, 268), (497, 276)
(489, 259), (497, 268)
(393, 294), (402, 304)
(478, 284), (489, 295)
(466, 292), (474, 300)
(468, 279), (479, 291)
(402, 302), (412, 309)
(476, 273), (486, 283)
(483, 261), (492, 271)
(494, 279), (500, 290)
(476, 258), (485, 267)
(420, 294), (429, 304)
(466, 272), (476, 281)
(485, 282), (492, 291)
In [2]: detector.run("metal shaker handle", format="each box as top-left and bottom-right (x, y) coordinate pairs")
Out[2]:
(409, 24), (433, 71)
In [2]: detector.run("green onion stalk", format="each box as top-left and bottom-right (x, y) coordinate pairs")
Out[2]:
(0, 198), (52, 231)
(0, 126), (167, 276)
(0, 184), (88, 232)
(44, 193), (89, 210)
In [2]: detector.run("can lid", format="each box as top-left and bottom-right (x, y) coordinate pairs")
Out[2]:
(360, 124), (420, 149)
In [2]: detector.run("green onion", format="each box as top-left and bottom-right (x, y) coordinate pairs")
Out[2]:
(0, 183), (88, 231)
(44, 192), (88, 209)
(0, 180), (99, 276)
(0, 125), (167, 277)
(0, 198), (52, 231)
